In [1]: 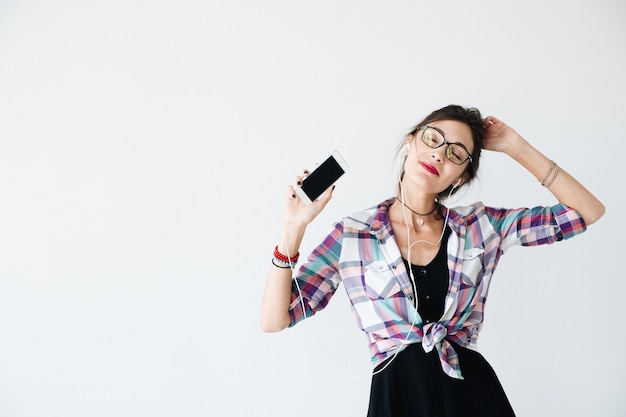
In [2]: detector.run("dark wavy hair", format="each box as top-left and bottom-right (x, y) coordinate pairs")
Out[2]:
(397, 104), (485, 201)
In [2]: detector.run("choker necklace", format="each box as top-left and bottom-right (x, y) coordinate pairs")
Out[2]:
(395, 197), (437, 226)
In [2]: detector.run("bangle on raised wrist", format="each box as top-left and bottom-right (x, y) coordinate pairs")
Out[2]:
(538, 160), (556, 185)
(274, 245), (299, 264)
(543, 163), (560, 187)
(271, 258), (292, 269)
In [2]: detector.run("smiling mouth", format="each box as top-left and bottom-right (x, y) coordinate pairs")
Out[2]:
(420, 162), (439, 175)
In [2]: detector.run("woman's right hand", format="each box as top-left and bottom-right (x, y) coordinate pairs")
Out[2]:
(283, 170), (335, 228)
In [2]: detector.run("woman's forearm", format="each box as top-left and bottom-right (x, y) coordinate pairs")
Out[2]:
(259, 224), (307, 332)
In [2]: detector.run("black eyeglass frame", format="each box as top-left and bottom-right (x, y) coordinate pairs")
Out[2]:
(420, 125), (473, 165)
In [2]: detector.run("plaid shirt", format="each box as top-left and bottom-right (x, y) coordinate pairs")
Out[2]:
(288, 198), (586, 379)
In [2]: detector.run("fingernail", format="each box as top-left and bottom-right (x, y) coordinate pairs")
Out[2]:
(297, 181), (301, 186)
(332, 185), (336, 190)
(291, 194), (296, 198)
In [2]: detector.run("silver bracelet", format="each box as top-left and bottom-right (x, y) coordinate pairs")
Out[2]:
(539, 160), (556, 185)
(543, 163), (560, 187)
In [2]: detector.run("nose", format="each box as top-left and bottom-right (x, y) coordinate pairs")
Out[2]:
(430, 145), (446, 163)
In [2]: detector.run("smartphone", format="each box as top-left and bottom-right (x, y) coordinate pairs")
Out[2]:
(295, 150), (349, 204)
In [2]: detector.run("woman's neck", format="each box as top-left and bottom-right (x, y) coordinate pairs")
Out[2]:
(396, 183), (438, 215)
(392, 195), (440, 228)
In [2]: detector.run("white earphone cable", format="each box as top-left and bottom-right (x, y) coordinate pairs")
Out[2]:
(283, 241), (374, 379)
(282, 182), (457, 379)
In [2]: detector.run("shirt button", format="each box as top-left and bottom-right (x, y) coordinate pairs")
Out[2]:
(419, 269), (427, 275)
(425, 295), (430, 300)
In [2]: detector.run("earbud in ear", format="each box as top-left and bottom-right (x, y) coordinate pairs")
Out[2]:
(454, 178), (462, 187)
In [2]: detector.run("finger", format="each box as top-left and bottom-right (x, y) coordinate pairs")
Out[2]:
(286, 185), (298, 200)
(485, 116), (499, 126)
(315, 184), (336, 206)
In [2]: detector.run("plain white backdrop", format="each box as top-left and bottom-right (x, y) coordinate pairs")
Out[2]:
(0, 1), (624, 416)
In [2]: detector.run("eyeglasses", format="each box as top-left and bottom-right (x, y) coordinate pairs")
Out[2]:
(420, 125), (472, 165)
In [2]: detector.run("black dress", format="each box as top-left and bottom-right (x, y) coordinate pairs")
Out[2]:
(367, 227), (516, 417)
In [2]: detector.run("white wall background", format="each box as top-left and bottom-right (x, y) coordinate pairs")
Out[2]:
(0, 1), (624, 416)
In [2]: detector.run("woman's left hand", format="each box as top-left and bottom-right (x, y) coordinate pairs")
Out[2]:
(482, 116), (524, 155)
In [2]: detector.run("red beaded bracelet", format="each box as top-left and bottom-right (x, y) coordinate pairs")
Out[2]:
(274, 245), (299, 264)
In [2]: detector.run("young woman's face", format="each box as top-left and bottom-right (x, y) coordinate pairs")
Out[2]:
(403, 119), (475, 194)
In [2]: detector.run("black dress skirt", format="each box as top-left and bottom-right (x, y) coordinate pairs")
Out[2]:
(367, 227), (515, 417)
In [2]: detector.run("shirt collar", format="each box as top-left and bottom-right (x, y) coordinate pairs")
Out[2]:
(349, 197), (468, 238)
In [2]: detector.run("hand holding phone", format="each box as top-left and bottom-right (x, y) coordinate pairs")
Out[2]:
(295, 150), (349, 204)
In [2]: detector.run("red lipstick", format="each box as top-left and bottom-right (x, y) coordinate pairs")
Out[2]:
(420, 162), (439, 176)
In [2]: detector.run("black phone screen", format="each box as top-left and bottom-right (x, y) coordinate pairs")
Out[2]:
(301, 155), (345, 201)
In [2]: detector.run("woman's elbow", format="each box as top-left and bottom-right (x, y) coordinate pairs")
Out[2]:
(259, 316), (290, 333)
(583, 202), (606, 226)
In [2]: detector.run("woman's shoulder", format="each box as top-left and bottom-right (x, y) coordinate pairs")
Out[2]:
(447, 201), (506, 229)
(341, 198), (394, 230)
(448, 201), (489, 219)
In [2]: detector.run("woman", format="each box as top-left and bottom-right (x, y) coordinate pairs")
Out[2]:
(260, 105), (605, 416)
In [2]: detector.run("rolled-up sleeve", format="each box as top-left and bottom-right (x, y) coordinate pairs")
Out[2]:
(551, 203), (587, 241)
(486, 203), (587, 253)
(288, 222), (343, 327)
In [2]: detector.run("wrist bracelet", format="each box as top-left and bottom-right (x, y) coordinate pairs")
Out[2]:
(271, 258), (292, 269)
(543, 163), (560, 187)
(539, 160), (556, 185)
(274, 245), (299, 263)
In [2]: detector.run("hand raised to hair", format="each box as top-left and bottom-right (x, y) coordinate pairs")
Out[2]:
(283, 170), (335, 228)
(482, 116), (525, 155)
